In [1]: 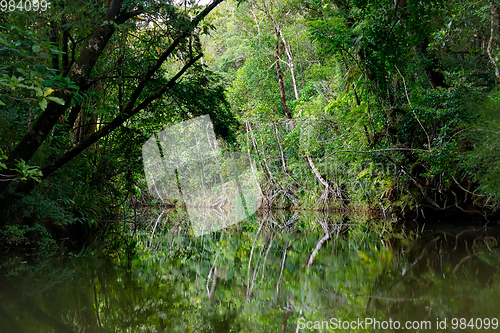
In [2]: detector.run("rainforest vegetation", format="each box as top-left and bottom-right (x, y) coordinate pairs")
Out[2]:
(1, 0), (500, 251)
(4, 1), (500, 332)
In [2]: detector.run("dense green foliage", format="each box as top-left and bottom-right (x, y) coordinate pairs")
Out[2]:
(0, 0), (236, 249)
(201, 0), (500, 216)
(1, 0), (500, 251)
(2, 2), (500, 331)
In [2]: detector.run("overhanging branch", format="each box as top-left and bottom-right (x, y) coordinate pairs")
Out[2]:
(15, 54), (202, 194)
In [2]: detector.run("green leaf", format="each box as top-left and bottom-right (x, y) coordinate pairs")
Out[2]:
(39, 98), (48, 109)
(47, 96), (65, 105)
(357, 168), (370, 180)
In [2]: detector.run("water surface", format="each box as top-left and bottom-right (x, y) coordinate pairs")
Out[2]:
(1, 211), (500, 332)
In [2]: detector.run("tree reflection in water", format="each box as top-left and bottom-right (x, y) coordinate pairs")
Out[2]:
(1, 211), (500, 332)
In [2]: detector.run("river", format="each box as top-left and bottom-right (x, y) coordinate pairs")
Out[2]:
(1, 210), (499, 332)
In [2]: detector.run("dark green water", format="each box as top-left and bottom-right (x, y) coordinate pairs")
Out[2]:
(1, 211), (500, 332)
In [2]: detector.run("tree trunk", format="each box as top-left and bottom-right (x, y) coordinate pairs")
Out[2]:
(278, 30), (299, 100)
(307, 233), (330, 268)
(0, 0), (129, 194)
(274, 41), (292, 120)
(305, 154), (329, 189)
(15, 55), (201, 195)
(49, 21), (60, 73)
(487, 1), (500, 79)
(489, 0), (500, 31)
(0, 0), (224, 196)
(62, 27), (69, 74)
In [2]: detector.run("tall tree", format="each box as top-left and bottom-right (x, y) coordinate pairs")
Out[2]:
(0, 0), (225, 200)
(249, 0), (303, 118)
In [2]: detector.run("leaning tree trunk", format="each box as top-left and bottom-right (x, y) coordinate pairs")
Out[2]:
(0, 0), (224, 199)
(0, 0), (133, 194)
(14, 55), (201, 196)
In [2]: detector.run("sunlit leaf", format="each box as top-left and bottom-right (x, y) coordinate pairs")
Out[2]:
(44, 88), (54, 97)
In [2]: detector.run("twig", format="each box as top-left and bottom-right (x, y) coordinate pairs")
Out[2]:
(318, 147), (428, 164)
(452, 176), (487, 197)
(395, 65), (432, 149)
(453, 254), (475, 273)
(149, 210), (165, 247)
